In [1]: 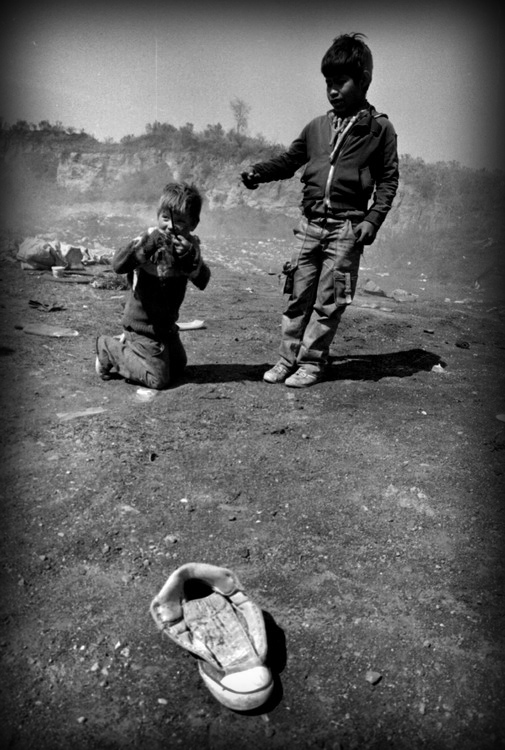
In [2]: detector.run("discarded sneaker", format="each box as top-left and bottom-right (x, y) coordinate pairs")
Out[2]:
(150, 563), (273, 711)
(284, 367), (322, 388)
(263, 362), (295, 384)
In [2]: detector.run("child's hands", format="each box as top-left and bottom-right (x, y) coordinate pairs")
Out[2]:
(171, 234), (194, 257)
(241, 170), (260, 190)
(354, 220), (376, 245)
(142, 229), (167, 260)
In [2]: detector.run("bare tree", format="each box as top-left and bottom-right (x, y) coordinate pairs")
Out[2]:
(230, 98), (251, 136)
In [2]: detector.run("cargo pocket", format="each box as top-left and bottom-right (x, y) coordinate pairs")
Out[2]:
(281, 260), (297, 296)
(333, 269), (356, 306)
(129, 336), (166, 360)
(334, 219), (360, 265)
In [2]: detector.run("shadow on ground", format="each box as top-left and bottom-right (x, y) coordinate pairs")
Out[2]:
(183, 349), (443, 385)
(327, 348), (444, 380)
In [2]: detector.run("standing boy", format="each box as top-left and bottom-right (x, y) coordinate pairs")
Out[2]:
(241, 33), (399, 387)
(95, 182), (211, 389)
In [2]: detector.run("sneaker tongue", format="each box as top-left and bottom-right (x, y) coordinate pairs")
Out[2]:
(183, 593), (258, 668)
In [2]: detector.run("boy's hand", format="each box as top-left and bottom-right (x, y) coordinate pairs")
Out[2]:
(171, 234), (194, 257)
(241, 170), (260, 190)
(354, 221), (376, 245)
(142, 229), (168, 260)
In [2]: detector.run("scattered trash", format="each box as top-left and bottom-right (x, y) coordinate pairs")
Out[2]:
(52, 265), (66, 278)
(20, 323), (79, 337)
(423, 329), (434, 334)
(455, 340), (470, 349)
(150, 563), (273, 711)
(57, 407), (107, 421)
(28, 300), (65, 312)
(46, 273), (92, 284)
(356, 300), (380, 309)
(17, 237), (67, 270)
(81, 247), (112, 265)
(135, 388), (157, 402)
(17, 235), (111, 273)
(365, 670), (382, 685)
(119, 504), (140, 514)
(177, 319), (206, 330)
(61, 245), (85, 269)
(389, 289), (418, 303)
(431, 364), (446, 373)
(91, 274), (128, 290)
(362, 279), (386, 296)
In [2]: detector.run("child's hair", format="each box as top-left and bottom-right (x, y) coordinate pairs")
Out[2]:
(157, 182), (202, 225)
(321, 33), (373, 91)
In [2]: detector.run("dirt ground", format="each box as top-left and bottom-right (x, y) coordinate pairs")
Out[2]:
(0, 213), (504, 750)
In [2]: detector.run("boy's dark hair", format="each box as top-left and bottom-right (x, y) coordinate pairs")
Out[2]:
(157, 182), (202, 225)
(321, 33), (373, 91)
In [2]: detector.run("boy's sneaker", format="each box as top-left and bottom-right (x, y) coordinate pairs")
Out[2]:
(263, 362), (295, 384)
(284, 367), (323, 388)
(95, 355), (113, 380)
(95, 337), (113, 380)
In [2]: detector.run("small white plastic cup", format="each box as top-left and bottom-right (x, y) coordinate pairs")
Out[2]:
(52, 266), (66, 278)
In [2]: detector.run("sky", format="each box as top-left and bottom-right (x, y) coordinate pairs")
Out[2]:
(0, 0), (503, 170)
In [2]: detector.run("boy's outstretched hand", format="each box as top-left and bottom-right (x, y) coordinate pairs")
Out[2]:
(354, 220), (376, 245)
(240, 170), (260, 190)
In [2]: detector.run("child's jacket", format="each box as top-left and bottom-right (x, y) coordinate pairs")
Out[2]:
(112, 228), (211, 342)
(251, 104), (399, 230)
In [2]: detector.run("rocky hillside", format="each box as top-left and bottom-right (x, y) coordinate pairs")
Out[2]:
(0, 123), (504, 291)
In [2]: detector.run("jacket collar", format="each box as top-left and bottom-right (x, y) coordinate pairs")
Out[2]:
(327, 103), (385, 137)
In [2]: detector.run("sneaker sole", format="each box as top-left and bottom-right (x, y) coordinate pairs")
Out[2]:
(263, 367), (295, 384)
(285, 375), (321, 388)
(263, 375), (289, 384)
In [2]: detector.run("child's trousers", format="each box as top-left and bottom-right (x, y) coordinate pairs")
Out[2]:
(279, 214), (363, 373)
(97, 330), (187, 389)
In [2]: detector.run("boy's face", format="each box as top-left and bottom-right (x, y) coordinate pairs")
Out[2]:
(325, 71), (369, 117)
(158, 209), (198, 236)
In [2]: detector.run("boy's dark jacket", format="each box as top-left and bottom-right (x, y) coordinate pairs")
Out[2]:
(112, 228), (211, 342)
(251, 105), (399, 229)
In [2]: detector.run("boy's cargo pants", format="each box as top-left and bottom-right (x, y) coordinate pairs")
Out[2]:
(279, 215), (363, 373)
(97, 329), (187, 390)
